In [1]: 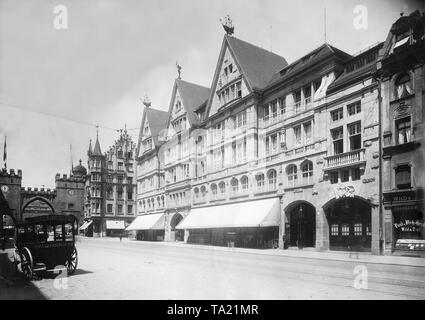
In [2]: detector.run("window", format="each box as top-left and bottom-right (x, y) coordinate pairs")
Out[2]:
(107, 204), (113, 213)
(331, 224), (339, 236)
(117, 188), (123, 200)
(268, 170), (277, 189)
(341, 223), (350, 236)
(219, 182), (226, 195)
(395, 73), (412, 99)
(194, 187), (199, 199)
(396, 116), (411, 144)
(304, 122), (312, 143)
(256, 173), (265, 190)
(271, 100), (278, 117)
(117, 176), (123, 184)
(331, 127), (344, 154)
(68, 203), (74, 209)
(287, 165), (297, 187)
(294, 126), (302, 145)
(236, 82), (242, 98)
(127, 177), (133, 185)
(304, 86), (311, 104)
(231, 178), (239, 193)
(118, 205), (123, 214)
(235, 110), (247, 128)
(352, 168), (361, 181)
(395, 165), (411, 189)
(228, 63), (233, 73)
(330, 171), (338, 184)
(279, 97), (286, 115)
(128, 205), (133, 214)
(348, 122), (362, 151)
(341, 169), (349, 182)
(294, 90), (302, 113)
(127, 192), (133, 200)
(347, 101), (361, 115)
(117, 151), (123, 158)
(211, 183), (218, 197)
(331, 108), (343, 121)
(241, 176), (249, 191)
(301, 161), (313, 184)
(354, 223), (362, 236)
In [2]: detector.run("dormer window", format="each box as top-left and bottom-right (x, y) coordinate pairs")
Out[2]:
(228, 64), (233, 73)
(175, 100), (182, 113)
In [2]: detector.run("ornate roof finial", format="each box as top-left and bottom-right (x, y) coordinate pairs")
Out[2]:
(176, 61), (182, 79)
(142, 94), (151, 108)
(400, 12), (404, 17)
(220, 14), (234, 36)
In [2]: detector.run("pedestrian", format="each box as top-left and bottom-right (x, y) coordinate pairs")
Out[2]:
(119, 234), (122, 242)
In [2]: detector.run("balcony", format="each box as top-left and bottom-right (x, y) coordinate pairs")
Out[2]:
(254, 183), (277, 194)
(323, 149), (366, 171)
(229, 187), (249, 199)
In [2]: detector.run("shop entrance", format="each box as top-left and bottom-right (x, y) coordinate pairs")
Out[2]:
(287, 202), (316, 248)
(170, 213), (184, 241)
(326, 197), (371, 251)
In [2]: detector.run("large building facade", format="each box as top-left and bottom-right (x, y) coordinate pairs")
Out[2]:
(132, 11), (425, 256)
(84, 130), (137, 237)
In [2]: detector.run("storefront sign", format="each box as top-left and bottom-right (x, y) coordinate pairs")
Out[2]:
(383, 190), (416, 204)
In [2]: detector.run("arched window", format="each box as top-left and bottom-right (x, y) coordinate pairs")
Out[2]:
(287, 165), (298, 187)
(151, 198), (155, 209)
(301, 160), (313, 184)
(256, 173), (265, 191)
(194, 187), (199, 199)
(395, 73), (412, 99)
(219, 181), (226, 195)
(157, 196), (161, 207)
(231, 178), (239, 193)
(161, 195), (164, 207)
(211, 183), (218, 198)
(200, 186), (207, 198)
(240, 175), (249, 191)
(147, 199), (151, 209)
(268, 169), (277, 189)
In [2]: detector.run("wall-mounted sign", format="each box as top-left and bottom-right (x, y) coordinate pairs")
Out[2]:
(1, 185), (9, 193)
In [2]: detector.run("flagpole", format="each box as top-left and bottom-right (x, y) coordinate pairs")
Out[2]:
(3, 135), (7, 171)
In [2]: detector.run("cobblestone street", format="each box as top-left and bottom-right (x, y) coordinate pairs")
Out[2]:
(2, 237), (425, 300)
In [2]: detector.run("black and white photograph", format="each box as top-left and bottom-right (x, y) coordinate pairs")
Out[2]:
(0, 0), (425, 305)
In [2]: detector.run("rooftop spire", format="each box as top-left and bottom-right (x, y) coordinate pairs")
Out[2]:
(88, 139), (93, 156)
(93, 127), (102, 156)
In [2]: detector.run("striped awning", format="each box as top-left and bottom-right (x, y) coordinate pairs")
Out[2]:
(125, 213), (165, 231)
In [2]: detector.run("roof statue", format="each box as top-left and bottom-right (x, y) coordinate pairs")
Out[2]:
(142, 94), (151, 108)
(220, 15), (234, 36)
(176, 61), (182, 79)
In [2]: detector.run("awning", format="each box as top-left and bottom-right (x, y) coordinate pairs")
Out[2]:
(125, 213), (165, 231)
(79, 220), (93, 231)
(106, 220), (125, 230)
(176, 198), (280, 229)
(394, 36), (409, 49)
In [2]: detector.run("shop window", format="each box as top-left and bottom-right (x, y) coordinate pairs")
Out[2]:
(341, 223), (350, 236)
(366, 224), (372, 236)
(393, 208), (424, 250)
(347, 101), (361, 116)
(330, 171), (338, 184)
(395, 116), (411, 145)
(352, 168), (361, 181)
(354, 223), (363, 236)
(348, 121), (361, 151)
(331, 108), (343, 121)
(395, 165), (411, 189)
(394, 73), (413, 99)
(331, 127), (344, 154)
(341, 170), (349, 182)
(331, 224), (339, 236)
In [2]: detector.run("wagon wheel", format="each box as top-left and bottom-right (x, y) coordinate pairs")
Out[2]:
(65, 246), (78, 275)
(19, 247), (33, 281)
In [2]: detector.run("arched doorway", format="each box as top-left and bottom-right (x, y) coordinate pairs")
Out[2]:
(170, 213), (184, 241)
(286, 202), (316, 248)
(21, 196), (55, 220)
(325, 197), (371, 251)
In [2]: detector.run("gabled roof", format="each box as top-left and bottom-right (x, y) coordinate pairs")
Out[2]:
(267, 43), (352, 87)
(226, 35), (288, 90)
(145, 108), (169, 146)
(136, 106), (168, 158)
(168, 79), (210, 127)
(93, 136), (102, 156)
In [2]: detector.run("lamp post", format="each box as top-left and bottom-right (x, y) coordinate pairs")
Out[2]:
(298, 204), (304, 249)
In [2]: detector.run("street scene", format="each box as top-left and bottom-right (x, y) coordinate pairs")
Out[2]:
(1, 237), (425, 300)
(1, 0), (425, 301)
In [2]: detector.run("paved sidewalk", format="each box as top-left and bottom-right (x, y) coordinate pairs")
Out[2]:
(77, 236), (425, 268)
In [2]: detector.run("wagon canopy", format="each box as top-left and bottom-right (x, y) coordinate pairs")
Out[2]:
(19, 214), (77, 227)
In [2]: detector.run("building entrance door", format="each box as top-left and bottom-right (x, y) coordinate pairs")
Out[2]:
(170, 213), (184, 241)
(289, 203), (316, 248)
(326, 198), (371, 251)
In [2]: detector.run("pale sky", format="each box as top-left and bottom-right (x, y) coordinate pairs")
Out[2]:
(0, 0), (422, 187)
